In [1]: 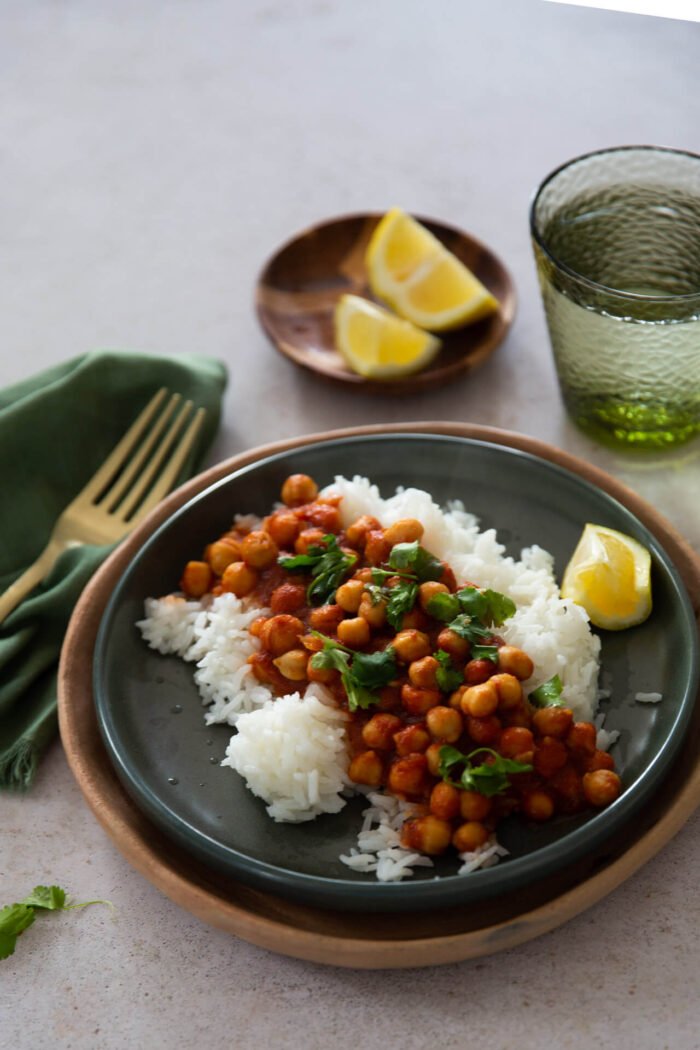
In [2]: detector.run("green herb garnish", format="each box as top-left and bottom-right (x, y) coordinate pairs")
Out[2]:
(0, 886), (112, 961)
(470, 644), (500, 664)
(385, 580), (419, 630)
(438, 746), (532, 797)
(455, 586), (516, 627)
(529, 674), (565, 707)
(444, 613), (493, 645)
(425, 591), (460, 622)
(278, 534), (357, 606)
(434, 649), (464, 693)
(388, 541), (444, 582)
(309, 633), (398, 712)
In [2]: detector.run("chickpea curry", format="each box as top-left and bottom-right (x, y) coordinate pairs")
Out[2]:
(178, 472), (622, 861)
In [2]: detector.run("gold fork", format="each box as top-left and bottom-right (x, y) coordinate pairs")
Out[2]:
(0, 388), (206, 625)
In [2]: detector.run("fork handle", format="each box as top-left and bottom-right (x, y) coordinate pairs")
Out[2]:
(0, 539), (67, 626)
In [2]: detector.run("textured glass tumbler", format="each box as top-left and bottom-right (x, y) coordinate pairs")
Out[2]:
(531, 146), (700, 449)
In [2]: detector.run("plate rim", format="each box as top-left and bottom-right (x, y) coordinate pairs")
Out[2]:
(58, 422), (700, 967)
(92, 430), (698, 909)
(254, 211), (517, 394)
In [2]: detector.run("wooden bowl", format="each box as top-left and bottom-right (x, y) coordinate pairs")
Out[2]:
(255, 213), (516, 394)
(58, 423), (700, 968)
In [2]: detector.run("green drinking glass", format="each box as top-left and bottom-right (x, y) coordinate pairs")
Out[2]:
(530, 145), (700, 449)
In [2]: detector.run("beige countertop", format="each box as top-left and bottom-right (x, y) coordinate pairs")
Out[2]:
(2, 1), (699, 1047)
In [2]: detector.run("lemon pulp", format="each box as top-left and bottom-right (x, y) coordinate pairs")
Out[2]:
(365, 207), (500, 332)
(334, 294), (441, 379)
(560, 523), (652, 630)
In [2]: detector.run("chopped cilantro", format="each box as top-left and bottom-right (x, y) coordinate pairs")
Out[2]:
(388, 542), (444, 582)
(425, 591), (460, 622)
(456, 586), (516, 627)
(434, 650), (464, 693)
(0, 886), (111, 961)
(529, 674), (565, 707)
(309, 633), (397, 712)
(438, 746), (532, 797)
(278, 534), (357, 606)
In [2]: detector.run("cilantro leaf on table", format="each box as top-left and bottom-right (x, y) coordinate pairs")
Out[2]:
(438, 746), (532, 797)
(278, 534), (357, 606)
(0, 885), (112, 961)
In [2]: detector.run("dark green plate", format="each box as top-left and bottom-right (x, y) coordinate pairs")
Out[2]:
(93, 435), (699, 912)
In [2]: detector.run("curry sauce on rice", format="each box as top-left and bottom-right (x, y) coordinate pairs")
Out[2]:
(138, 472), (621, 881)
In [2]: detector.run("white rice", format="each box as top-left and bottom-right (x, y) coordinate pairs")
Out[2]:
(137, 475), (609, 880)
(635, 691), (663, 703)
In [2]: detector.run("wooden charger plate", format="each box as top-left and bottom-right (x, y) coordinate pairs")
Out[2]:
(58, 423), (700, 969)
(255, 213), (516, 394)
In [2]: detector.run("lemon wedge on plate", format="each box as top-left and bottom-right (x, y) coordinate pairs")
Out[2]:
(334, 294), (441, 379)
(561, 523), (652, 630)
(365, 207), (500, 332)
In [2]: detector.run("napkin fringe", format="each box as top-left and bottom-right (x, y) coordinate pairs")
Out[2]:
(0, 737), (38, 791)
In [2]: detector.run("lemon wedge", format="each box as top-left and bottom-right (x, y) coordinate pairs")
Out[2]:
(334, 294), (441, 379)
(365, 207), (500, 332)
(561, 523), (652, 630)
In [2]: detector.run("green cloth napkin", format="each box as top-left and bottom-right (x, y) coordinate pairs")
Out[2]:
(0, 350), (227, 790)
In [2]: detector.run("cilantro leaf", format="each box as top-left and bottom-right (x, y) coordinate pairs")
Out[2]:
(438, 745), (532, 797)
(385, 580), (418, 630)
(529, 674), (565, 707)
(279, 535), (357, 606)
(445, 614), (492, 645)
(471, 644), (499, 664)
(309, 635), (397, 712)
(21, 886), (66, 911)
(0, 904), (35, 960)
(425, 591), (460, 623)
(350, 647), (398, 689)
(388, 542), (444, 582)
(434, 650), (464, 693)
(456, 586), (516, 627)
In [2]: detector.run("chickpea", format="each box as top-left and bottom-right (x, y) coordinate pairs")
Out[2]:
(465, 715), (501, 746)
(387, 754), (429, 797)
(550, 764), (585, 812)
(532, 706), (574, 739)
(306, 659), (338, 685)
(436, 627), (469, 661)
(357, 593), (387, 630)
(337, 616), (371, 648)
(497, 646), (534, 681)
(533, 736), (568, 778)
(425, 705), (463, 743)
(402, 815), (452, 855)
(263, 510), (299, 548)
(362, 713), (403, 750)
(400, 607), (431, 631)
(464, 658), (496, 685)
(281, 473), (318, 507)
(345, 515), (382, 549)
(459, 791), (492, 822)
(270, 582), (307, 615)
(439, 564), (457, 591)
(582, 769), (622, 807)
(352, 566), (375, 583)
(429, 782), (461, 821)
(448, 685), (468, 710)
(309, 604), (345, 634)
(294, 527), (326, 555)
(522, 789), (555, 822)
(425, 742), (444, 777)
(408, 656), (440, 689)
(272, 649), (309, 681)
(299, 501), (341, 533)
(490, 673), (523, 711)
(566, 722), (597, 755)
(240, 530), (279, 570)
(393, 723), (431, 756)
(249, 615), (267, 638)
(581, 749), (616, 773)
(418, 580), (449, 612)
(179, 560), (213, 598)
(364, 530), (392, 566)
(348, 750), (383, 787)
(401, 684), (442, 716)
(383, 518), (424, 547)
(205, 538), (242, 576)
(377, 685), (402, 712)
(460, 681), (499, 718)
(452, 821), (490, 853)
(335, 578), (365, 613)
(499, 726), (535, 760)
(247, 652), (289, 690)
(392, 629), (431, 663)
(259, 614), (304, 656)
(221, 561), (258, 597)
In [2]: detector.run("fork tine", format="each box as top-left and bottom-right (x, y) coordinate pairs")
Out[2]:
(79, 388), (170, 502)
(129, 407), (207, 523)
(115, 401), (203, 521)
(98, 392), (182, 511)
